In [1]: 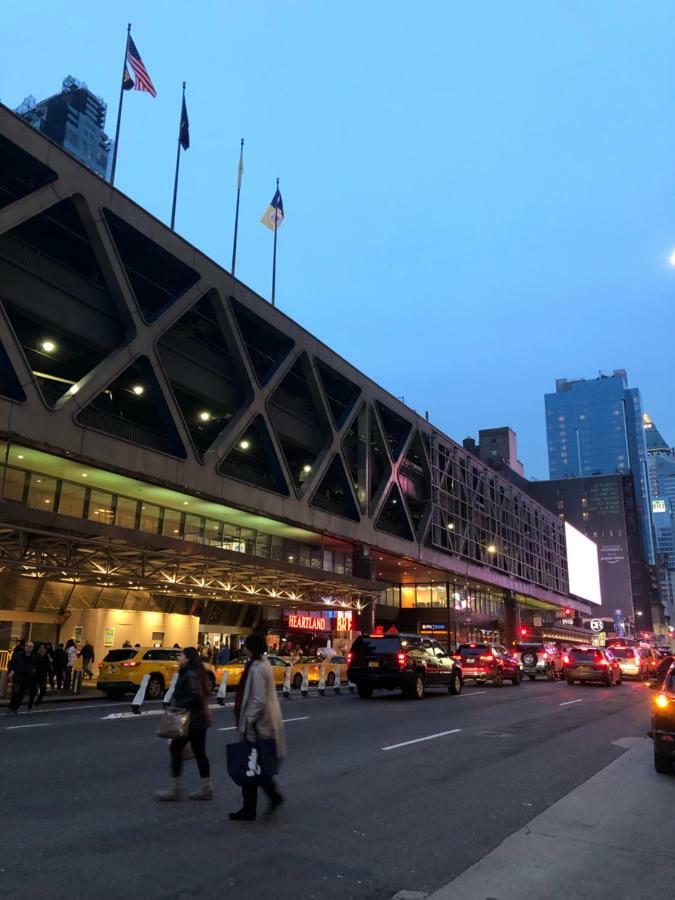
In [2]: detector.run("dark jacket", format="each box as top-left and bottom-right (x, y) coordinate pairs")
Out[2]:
(53, 648), (67, 670)
(81, 643), (95, 661)
(173, 666), (211, 730)
(9, 649), (36, 682)
(35, 654), (52, 679)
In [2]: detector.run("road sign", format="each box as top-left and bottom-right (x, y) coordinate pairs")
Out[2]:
(590, 619), (604, 633)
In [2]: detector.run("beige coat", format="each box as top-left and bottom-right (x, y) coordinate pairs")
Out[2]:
(237, 658), (286, 759)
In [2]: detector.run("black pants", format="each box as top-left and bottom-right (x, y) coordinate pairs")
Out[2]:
(242, 778), (281, 814)
(35, 676), (48, 705)
(9, 678), (37, 712)
(53, 667), (65, 690)
(170, 728), (210, 778)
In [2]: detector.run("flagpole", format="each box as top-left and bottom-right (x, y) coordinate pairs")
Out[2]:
(110, 22), (131, 186)
(170, 82), (186, 231)
(271, 177), (279, 307)
(231, 138), (244, 277)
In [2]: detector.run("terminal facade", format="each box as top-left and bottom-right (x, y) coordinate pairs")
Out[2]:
(0, 104), (593, 663)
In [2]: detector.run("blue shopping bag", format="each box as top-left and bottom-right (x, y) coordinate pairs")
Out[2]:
(227, 738), (278, 787)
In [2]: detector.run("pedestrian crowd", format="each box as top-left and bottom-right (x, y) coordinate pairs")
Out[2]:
(5, 637), (96, 715)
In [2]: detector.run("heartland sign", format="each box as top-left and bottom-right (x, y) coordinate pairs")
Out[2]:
(287, 613), (328, 632)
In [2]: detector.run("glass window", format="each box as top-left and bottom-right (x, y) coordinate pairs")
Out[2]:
(205, 519), (223, 546)
(401, 586), (415, 609)
(89, 490), (114, 525)
(416, 585), (432, 608)
(58, 481), (86, 518)
(115, 496), (138, 529)
(163, 508), (182, 538)
(184, 514), (204, 543)
(432, 585), (447, 608)
(27, 474), (57, 511)
(2, 467), (27, 502)
(139, 503), (160, 534)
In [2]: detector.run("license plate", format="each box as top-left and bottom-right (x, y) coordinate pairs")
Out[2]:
(109, 665), (117, 673)
(368, 661), (379, 669)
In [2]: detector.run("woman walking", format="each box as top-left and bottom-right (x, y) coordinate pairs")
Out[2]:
(156, 647), (212, 802)
(230, 633), (285, 821)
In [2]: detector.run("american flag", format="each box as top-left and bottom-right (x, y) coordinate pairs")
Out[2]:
(126, 35), (157, 97)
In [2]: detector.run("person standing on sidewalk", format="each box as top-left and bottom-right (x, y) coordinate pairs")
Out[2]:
(7, 641), (36, 715)
(229, 633), (285, 821)
(53, 643), (67, 691)
(64, 639), (78, 690)
(34, 643), (52, 706)
(80, 640), (95, 680)
(155, 647), (213, 802)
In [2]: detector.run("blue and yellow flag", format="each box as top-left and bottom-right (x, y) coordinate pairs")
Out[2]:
(261, 188), (284, 231)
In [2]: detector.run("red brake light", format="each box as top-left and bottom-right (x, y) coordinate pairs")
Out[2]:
(98, 661), (103, 670)
(397, 652), (406, 668)
(347, 652), (353, 665)
(563, 655), (570, 664)
(479, 654), (494, 661)
(453, 654), (461, 661)
(595, 654), (608, 666)
(122, 660), (139, 668)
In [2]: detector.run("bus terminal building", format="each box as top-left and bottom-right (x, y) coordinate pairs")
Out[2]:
(0, 104), (597, 663)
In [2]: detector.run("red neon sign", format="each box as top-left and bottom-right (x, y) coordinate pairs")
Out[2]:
(287, 614), (328, 632)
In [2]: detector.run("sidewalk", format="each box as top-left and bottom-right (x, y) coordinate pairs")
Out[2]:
(425, 738), (673, 899)
(0, 680), (107, 706)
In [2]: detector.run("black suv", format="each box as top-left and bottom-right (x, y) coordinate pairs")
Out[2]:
(347, 632), (463, 700)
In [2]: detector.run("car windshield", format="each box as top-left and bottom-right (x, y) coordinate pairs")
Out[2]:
(458, 645), (489, 656)
(102, 650), (137, 662)
(352, 637), (402, 655)
(611, 649), (636, 659)
(569, 649), (598, 662)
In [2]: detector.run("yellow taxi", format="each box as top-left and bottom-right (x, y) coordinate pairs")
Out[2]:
(97, 647), (216, 700)
(214, 653), (293, 688)
(298, 654), (348, 688)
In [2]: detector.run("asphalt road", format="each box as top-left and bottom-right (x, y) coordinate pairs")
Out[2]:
(0, 677), (652, 900)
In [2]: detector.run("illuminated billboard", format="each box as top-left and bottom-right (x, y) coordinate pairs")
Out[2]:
(652, 498), (667, 514)
(565, 522), (602, 605)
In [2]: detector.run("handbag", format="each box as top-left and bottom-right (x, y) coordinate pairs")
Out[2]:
(226, 736), (278, 787)
(156, 707), (190, 740)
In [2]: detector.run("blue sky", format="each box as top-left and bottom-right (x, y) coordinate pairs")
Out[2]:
(3, 0), (675, 478)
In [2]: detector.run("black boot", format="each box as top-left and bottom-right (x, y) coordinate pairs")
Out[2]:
(264, 781), (284, 816)
(229, 785), (256, 821)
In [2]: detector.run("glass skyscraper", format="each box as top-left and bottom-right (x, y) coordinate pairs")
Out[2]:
(545, 370), (655, 564)
(645, 413), (675, 623)
(15, 76), (110, 179)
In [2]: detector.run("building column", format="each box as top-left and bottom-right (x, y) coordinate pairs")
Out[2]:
(503, 590), (519, 647)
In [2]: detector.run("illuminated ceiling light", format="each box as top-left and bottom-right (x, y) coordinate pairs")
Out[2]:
(81, 473), (88, 478)
(447, 522), (455, 530)
(183, 501), (189, 506)
(199, 411), (211, 422)
(131, 385), (145, 396)
(239, 440), (250, 450)
(487, 544), (497, 553)
(41, 340), (56, 353)
(302, 465), (312, 474)
(17, 455), (24, 460)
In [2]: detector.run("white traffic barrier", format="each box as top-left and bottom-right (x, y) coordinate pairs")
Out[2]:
(163, 673), (178, 708)
(282, 666), (292, 699)
(217, 670), (228, 706)
(348, 679), (357, 694)
(131, 673), (150, 715)
(71, 669), (83, 695)
(318, 664), (327, 696)
(301, 666), (309, 697)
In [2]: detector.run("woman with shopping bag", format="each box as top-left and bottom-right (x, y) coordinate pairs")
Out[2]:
(155, 647), (213, 802)
(228, 633), (285, 821)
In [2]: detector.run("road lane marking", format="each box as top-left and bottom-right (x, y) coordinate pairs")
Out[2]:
(382, 728), (461, 751)
(218, 715), (309, 732)
(559, 699), (584, 707)
(460, 691), (487, 697)
(6, 723), (50, 730)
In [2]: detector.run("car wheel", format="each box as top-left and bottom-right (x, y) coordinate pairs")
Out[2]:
(654, 752), (672, 774)
(292, 673), (303, 690)
(448, 672), (462, 695)
(547, 668), (555, 682)
(512, 669), (522, 685)
(528, 675), (536, 681)
(327, 672), (336, 687)
(146, 676), (164, 701)
(603, 672), (613, 687)
(407, 673), (425, 700)
(615, 671), (622, 686)
(357, 683), (373, 699)
(493, 668), (504, 688)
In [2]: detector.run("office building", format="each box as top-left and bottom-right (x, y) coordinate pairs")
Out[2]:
(645, 413), (675, 626)
(545, 370), (655, 566)
(15, 76), (110, 178)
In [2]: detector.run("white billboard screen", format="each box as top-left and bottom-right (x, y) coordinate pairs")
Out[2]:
(565, 523), (601, 605)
